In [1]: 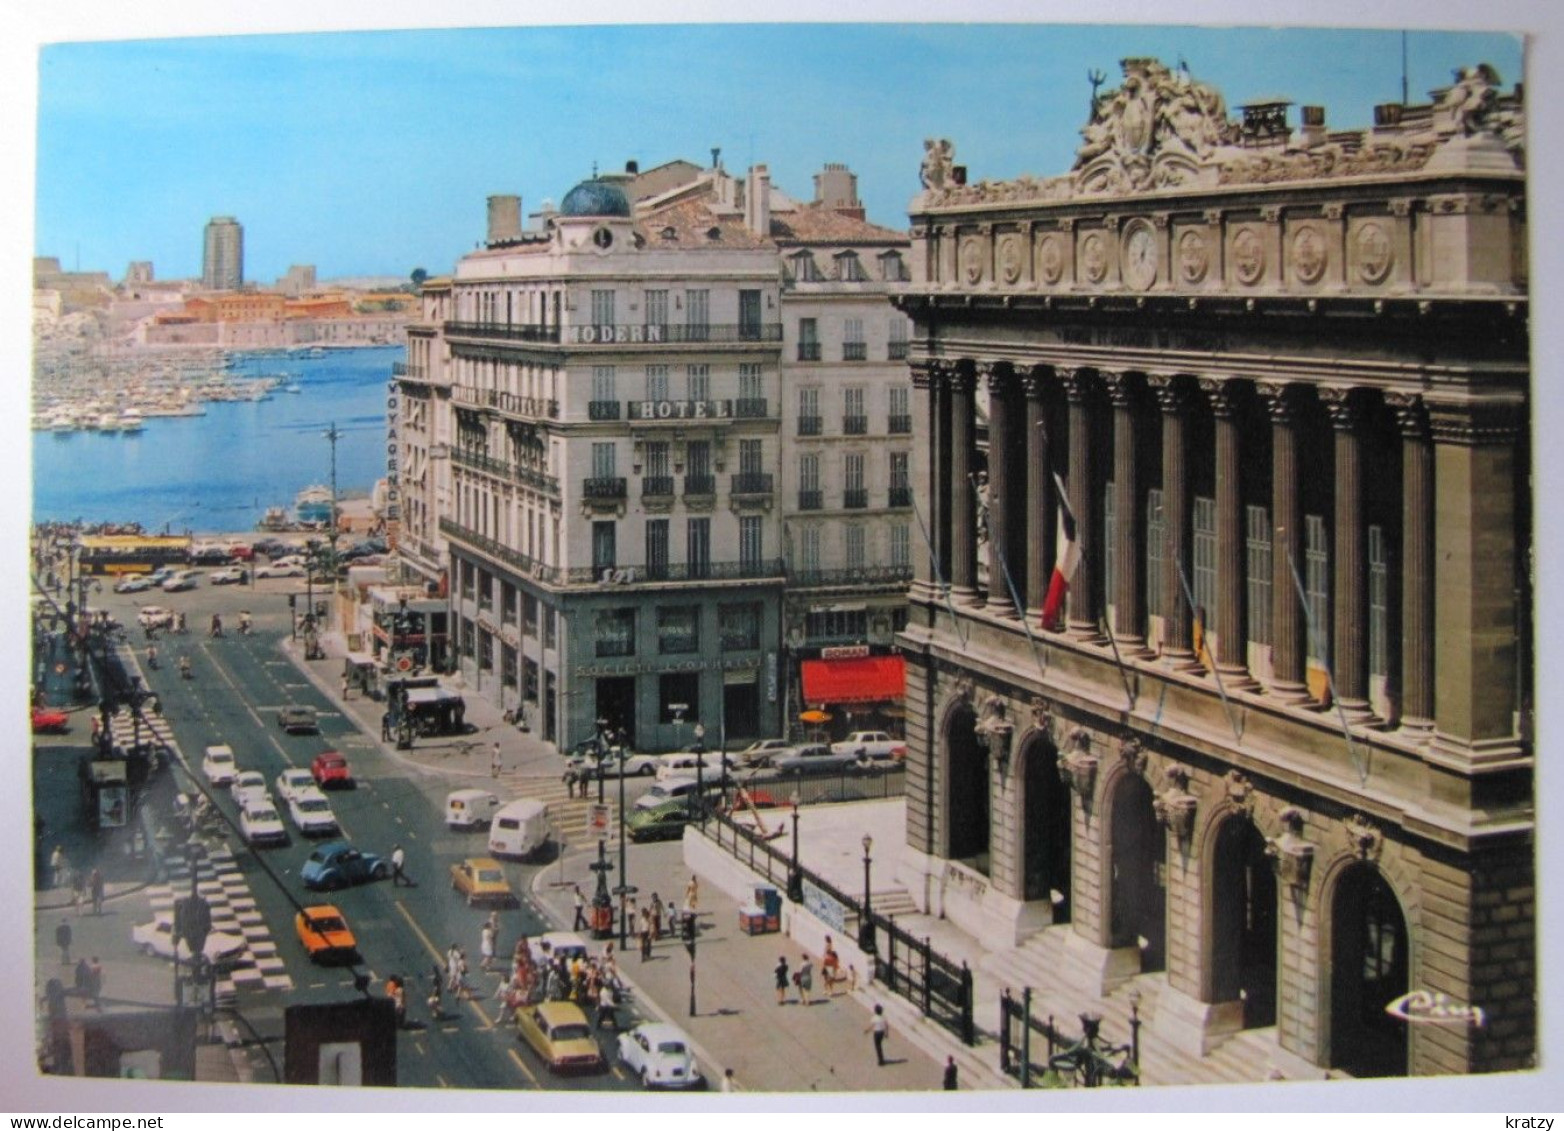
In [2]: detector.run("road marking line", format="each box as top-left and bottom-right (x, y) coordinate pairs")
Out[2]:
(414, 1041), (426, 1057)
(436, 1073), (448, 1087)
(507, 1047), (540, 1086)
(612, 1064), (628, 1081)
(393, 901), (496, 1028)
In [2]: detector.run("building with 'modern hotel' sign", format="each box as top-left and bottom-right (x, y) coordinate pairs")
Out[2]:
(895, 59), (1531, 1078)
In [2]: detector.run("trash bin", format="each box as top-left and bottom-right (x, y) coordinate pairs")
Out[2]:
(755, 884), (782, 929)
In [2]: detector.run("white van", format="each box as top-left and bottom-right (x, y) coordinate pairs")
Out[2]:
(655, 752), (709, 781)
(487, 798), (549, 859)
(633, 777), (705, 812)
(446, 788), (502, 830)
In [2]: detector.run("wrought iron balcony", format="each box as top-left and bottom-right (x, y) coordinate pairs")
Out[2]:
(731, 473), (774, 496)
(889, 486), (913, 508)
(684, 474), (716, 497)
(843, 488), (869, 509)
(843, 415), (869, 435)
(449, 446), (560, 497)
(797, 490), (823, 511)
(843, 342), (868, 362)
(888, 341), (910, 361)
(797, 342), (821, 362)
(565, 557), (787, 585)
(452, 386), (558, 420)
(786, 564), (914, 589)
(888, 414), (912, 434)
(584, 477), (627, 500)
(735, 398), (769, 419)
(588, 400), (622, 421)
(444, 320), (561, 343)
(642, 476), (675, 498)
(438, 516), (560, 583)
(797, 415), (823, 437)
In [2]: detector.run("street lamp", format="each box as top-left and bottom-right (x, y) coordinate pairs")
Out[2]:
(859, 833), (876, 954)
(691, 723), (706, 825)
(614, 724), (636, 950)
(589, 718), (614, 938)
(787, 793), (803, 903)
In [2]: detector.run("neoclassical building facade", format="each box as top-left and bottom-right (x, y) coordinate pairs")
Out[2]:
(895, 59), (1531, 1077)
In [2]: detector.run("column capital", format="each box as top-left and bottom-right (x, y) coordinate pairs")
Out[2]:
(977, 360), (1013, 394)
(1150, 372), (1193, 414)
(948, 364), (978, 397)
(1199, 376), (1244, 419)
(1059, 367), (1094, 402)
(909, 358), (937, 390)
(928, 358), (961, 385)
(1257, 380), (1304, 424)
(1102, 368), (1142, 407)
(1385, 390), (1429, 438)
(1022, 367), (1050, 401)
(1319, 385), (1366, 431)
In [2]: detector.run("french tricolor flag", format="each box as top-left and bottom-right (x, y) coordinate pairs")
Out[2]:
(1041, 472), (1080, 631)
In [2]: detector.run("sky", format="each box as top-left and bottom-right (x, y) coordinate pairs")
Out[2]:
(32, 22), (1526, 284)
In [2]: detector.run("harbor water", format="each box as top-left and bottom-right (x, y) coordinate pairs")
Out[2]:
(32, 345), (402, 532)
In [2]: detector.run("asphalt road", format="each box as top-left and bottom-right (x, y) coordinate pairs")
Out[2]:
(75, 574), (654, 1092)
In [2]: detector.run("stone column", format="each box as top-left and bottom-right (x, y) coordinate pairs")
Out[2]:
(1061, 367), (1097, 637)
(1150, 374), (1194, 666)
(1323, 387), (1373, 722)
(933, 360), (953, 588)
(980, 361), (1009, 611)
(1024, 370), (1052, 616)
(1259, 382), (1310, 703)
(1202, 379), (1255, 687)
(910, 359), (938, 595)
(1390, 393), (1434, 736)
(1106, 370), (1146, 651)
(950, 364), (978, 598)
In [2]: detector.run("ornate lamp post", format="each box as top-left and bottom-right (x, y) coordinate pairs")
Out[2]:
(589, 717), (614, 938)
(859, 833), (876, 954)
(691, 723), (706, 825)
(615, 725), (636, 949)
(787, 793), (803, 903)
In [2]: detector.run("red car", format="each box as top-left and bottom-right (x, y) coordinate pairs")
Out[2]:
(31, 707), (69, 734)
(311, 751), (353, 789)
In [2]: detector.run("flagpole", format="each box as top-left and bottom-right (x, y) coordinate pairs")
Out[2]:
(1097, 615), (1137, 713)
(969, 474), (1049, 681)
(909, 497), (969, 647)
(1285, 548), (1366, 786)
(1174, 555), (1243, 745)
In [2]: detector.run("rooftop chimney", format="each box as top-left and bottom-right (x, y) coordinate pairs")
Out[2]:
(745, 164), (772, 237)
(486, 195), (523, 245)
(626, 159), (639, 175)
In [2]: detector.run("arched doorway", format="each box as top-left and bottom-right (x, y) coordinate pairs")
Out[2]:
(1210, 817), (1277, 1027)
(1109, 774), (1165, 972)
(1330, 864), (1409, 1077)
(946, 703), (989, 874)
(1020, 735), (1071, 921)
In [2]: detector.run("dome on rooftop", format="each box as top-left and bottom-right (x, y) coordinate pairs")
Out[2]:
(559, 178), (631, 218)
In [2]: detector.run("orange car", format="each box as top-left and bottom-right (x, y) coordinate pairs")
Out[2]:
(296, 904), (357, 963)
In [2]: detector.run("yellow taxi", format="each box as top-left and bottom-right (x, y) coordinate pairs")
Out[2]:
(516, 1000), (605, 1073)
(295, 904), (357, 963)
(449, 857), (515, 907)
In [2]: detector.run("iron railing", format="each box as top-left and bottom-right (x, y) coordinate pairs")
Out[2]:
(731, 473), (774, 496)
(684, 475), (716, 496)
(998, 989), (1140, 1088)
(797, 415), (823, 436)
(843, 488), (868, 509)
(449, 447), (559, 496)
(641, 476), (675, 498)
(889, 486), (913, 507)
(888, 414), (912, 434)
(843, 342), (868, 362)
(589, 401), (622, 421)
(735, 399), (770, 419)
(786, 564), (913, 588)
(797, 343), (821, 362)
(888, 342), (910, 361)
(583, 477), (627, 500)
(843, 415), (869, 435)
(444, 320), (560, 343)
(797, 490), (823, 511)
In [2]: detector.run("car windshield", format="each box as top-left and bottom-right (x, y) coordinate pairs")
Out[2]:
(248, 806), (278, 820)
(476, 869), (504, 884)
(656, 1040), (688, 1055)
(308, 916), (346, 932)
(320, 757), (344, 768)
(300, 799), (330, 813)
(550, 1023), (592, 1042)
(210, 753), (233, 765)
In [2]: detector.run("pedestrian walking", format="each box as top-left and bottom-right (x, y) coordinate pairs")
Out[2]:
(86, 957), (104, 1011)
(49, 845), (66, 889)
(427, 964), (444, 1021)
(74, 957), (91, 999)
(943, 1055), (959, 1090)
(683, 875), (699, 917)
(651, 892), (664, 940)
(70, 871), (86, 912)
(341, 674), (352, 701)
(381, 711), (393, 742)
(89, 868), (104, 916)
(594, 981), (617, 1030)
(797, 957), (813, 1005)
(490, 742), (503, 778)
(55, 919), (72, 966)
(639, 911), (652, 962)
(572, 885), (586, 931)
(480, 922), (496, 972)
(774, 955), (790, 1005)
(866, 1003), (888, 1065)
(387, 975), (407, 1028)
(721, 1068), (736, 1093)
(445, 944), (463, 995)
(390, 844), (409, 886)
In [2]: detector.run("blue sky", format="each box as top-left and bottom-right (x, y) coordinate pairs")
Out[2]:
(34, 22), (1524, 283)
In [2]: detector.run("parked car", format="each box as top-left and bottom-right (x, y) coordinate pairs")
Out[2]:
(132, 910), (247, 967)
(286, 788), (339, 836)
(161, 570), (199, 593)
(449, 857), (515, 907)
(137, 605), (176, 630)
(311, 750), (353, 788)
(626, 798), (705, 843)
(255, 560), (306, 579)
(208, 565), (248, 585)
(616, 1022), (704, 1089)
(201, 744), (238, 786)
(275, 767), (317, 805)
(829, 731), (903, 761)
(229, 770), (268, 807)
(567, 748), (661, 779)
(731, 737), (791, 767)
(446, 789), (501, 829)
(239, 799), (287, 845)
(295, 904), (357, 963)
(31, 706), (69, 734)
(632, 777), (711, 813)
(300, 841), (388, 890)
(278, 705), (319, 734)
(113, 575), (153, 594)
(770, 743), (860, 775)
(515, 1001), (605, 1073)
(251, 538), (291, 558)
(655, 750), (738, 781)
(145, 568), (177, 587)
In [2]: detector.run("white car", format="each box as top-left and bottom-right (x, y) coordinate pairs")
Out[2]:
(230, 771), (268, 807)
(201, 744), (238, 786)
(132, 910), (247, 967)
(208, 565), (247, 585)
(287, 788), (338, 836)
(829, 730), (905, 762)
(239, 800), (287, 845)
(161, 570), (199, 593)
(255, 560), (306, 578)
(276, 767), (317, 805)
(732, 738), (791, 766)
(569, 748), (661, 779)
(137, 605), (176, 630)
(113, 575), (153, 594)
(616, 1022), (704, 1090)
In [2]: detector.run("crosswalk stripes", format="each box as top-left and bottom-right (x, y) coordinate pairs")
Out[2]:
(492, 773), (623, 847)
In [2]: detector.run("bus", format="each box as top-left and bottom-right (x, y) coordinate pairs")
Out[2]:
(77, 534), (193, 576)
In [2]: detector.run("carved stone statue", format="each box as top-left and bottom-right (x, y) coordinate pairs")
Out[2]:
(1442, 63), (1502, 136)
(1072, 57), (1235, 193)
(920, 138), (955, 191)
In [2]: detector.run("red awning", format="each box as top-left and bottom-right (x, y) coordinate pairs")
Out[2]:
(800, 655), (906, 705)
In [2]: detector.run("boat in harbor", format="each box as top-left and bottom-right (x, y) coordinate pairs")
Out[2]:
(294, 485), (334, 525)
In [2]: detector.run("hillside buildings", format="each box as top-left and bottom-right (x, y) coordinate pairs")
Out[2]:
(896, 59), (1531, 1078)
(393, 157), (911, 750)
